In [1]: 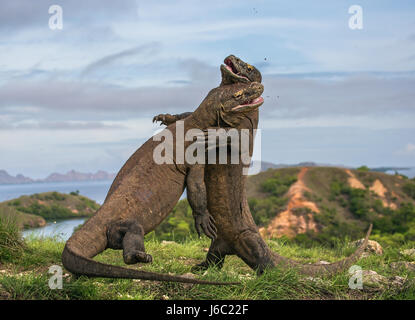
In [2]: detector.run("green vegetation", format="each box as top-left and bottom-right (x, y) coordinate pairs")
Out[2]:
(292, 177), (415, 247)
(0, 235), (413, 300)
(1, 192), (99, 229)
(0, 203), (46, 229)
(152, 168), (415, 247)
(1, 168), (415, 300)
(148, 199), (196, 241)
(403, 181), (415, 200)
(248, 172), (297, 226)
(357, 165), (370, 172)
(0, 215), (24, 262)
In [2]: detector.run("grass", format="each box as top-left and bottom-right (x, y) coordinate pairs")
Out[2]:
(0, 215), (25, 262)
(0, 235), (414, 300)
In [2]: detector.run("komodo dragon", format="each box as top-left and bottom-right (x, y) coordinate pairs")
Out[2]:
(155, 55), (372, 276)
(62, 81), (264, 285)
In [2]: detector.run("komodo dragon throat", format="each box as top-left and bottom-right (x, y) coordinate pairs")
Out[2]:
(62, 82), (264, 285)
(155, 55), (372, 276)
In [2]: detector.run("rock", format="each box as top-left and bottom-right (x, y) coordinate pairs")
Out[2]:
(361, 270), (388, 291)
(351, 239), (383, 257)
(390, 261), (415, 272)
(304, 276), (327, 285)
(307, 260), (330, 265)
(389, 276), (407, 289)
(348, 269), (388, 292)
(238, 273), (254, 280)
(349, 269), (408, 292)
(161, 240), (176, 245)
(0, 284), (11, 300)
(203, 247), (209, 252)
(181, 273), (197, 289)
(161, 295), (169, 300)
(400, 249), (415, 260)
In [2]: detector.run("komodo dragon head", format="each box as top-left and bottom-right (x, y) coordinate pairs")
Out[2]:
(220, 54), (262, 85)
(192, 81), (264, 128)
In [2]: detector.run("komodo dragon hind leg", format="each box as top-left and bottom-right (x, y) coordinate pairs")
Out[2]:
(191, 237), (234, 272)
(106, 220), (153, 265)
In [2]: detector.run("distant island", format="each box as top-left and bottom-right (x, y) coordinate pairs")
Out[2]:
(1, 162), (413, 185)
(0, 170), (116, 185)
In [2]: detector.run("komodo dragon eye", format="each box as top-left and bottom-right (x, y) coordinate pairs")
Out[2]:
(233, 90), (244, 99)
(247, 64), (253, 72)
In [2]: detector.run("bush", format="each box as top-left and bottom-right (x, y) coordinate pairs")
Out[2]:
(17, 203), (75, 220)
(0, 215), (24, 262)
(403, 182), (415, 200)
(248, 173), (297, 226)
(249, 196), (288, 226)
(260, 173), (297, 197)
(151, 199), (196, 241)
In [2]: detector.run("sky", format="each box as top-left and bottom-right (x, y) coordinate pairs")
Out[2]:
(0, 0), (414, 178)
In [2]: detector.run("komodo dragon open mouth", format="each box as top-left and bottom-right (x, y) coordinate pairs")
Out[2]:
(232, 96), (264, 111)
(224, 57), (249, 81)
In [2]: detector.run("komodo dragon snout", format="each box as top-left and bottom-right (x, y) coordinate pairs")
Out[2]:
(221, 54), (262, 85)
(193, 82), (264, 128)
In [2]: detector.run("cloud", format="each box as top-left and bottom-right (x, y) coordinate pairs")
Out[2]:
(0, 71), (414, 128)
(402, 143), (415, 154)
(0, 120), (125, 131)
(0, 80), (211, 119)
(261, 73), (415, 121)
(0, 0), (138, 32)
(81, 43), (161, 77)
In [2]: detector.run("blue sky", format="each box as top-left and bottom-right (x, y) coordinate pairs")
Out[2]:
(0, 0), (414, 178)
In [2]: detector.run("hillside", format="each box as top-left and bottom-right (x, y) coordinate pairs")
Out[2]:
(246, 166), (415, 245)
(0, 192), (99, 229)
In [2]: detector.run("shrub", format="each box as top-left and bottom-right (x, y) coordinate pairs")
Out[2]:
(0, 215), (24, 262)
(403, 182), (415, 200)
(260, 173), (297, 197)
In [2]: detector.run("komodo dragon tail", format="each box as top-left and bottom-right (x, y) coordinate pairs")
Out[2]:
(62, 245), (239, 285)
(270, 224), (373, 276)
(62, 219), (239, 286)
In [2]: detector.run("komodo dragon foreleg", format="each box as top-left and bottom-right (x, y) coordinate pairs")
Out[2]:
(187, 164), (217, 239)
(153, 111), (217, 240)
(154, 113), (238, 270)
(153, 112), (193, 126)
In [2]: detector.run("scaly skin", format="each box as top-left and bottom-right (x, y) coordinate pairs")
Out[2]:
(156, 55), (372, 276)
(62, 81), (264, 285)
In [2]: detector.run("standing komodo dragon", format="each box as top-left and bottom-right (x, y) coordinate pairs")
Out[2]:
(62, 81), (264, 284)
(155, 55), (372, 277)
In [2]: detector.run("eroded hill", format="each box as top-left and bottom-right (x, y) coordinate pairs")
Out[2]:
(247, 167), (415, 245)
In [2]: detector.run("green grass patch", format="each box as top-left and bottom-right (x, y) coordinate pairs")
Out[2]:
(0, 236), (413, 300)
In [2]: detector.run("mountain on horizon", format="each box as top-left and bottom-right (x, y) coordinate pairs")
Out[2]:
(0, 169), (116, 185)
(1, 161), (413, 185)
